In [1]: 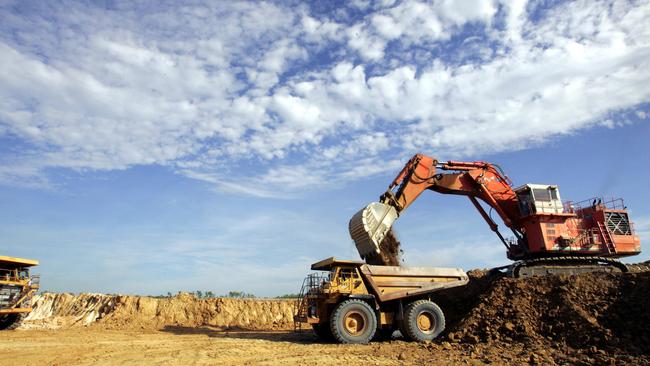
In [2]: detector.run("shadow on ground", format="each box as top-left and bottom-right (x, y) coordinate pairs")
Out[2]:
(161, 326), (325, 344)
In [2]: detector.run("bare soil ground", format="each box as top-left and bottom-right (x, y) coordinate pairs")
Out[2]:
(4, 325), (649, 366)
(0, 327), (549, 366)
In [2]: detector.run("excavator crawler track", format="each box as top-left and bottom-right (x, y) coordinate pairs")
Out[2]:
(510, 256), (628, 278)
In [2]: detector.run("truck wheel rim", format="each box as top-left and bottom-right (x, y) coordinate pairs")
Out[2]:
(344, 310), (366, 335)
(417, 312), (435, 333)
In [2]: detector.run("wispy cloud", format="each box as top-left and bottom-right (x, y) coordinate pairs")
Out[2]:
(404, 236), (506, 270)
(0, 0), (648, 195)
(3, 207), (355, 295)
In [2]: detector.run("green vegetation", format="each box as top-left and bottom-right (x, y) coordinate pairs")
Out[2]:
(152, 290), (258, 299)
(225, 291), (256, 298)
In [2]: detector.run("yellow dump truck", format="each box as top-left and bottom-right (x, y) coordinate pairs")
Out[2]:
(294, 257), (468, 344)
(0, 256), (39, 330)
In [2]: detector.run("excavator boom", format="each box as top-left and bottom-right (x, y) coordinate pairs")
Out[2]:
(349, 153), (641, 270)
(350, 154), (521, 262)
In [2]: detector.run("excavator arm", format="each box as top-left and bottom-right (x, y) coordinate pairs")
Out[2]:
(349, 153), (525, 264)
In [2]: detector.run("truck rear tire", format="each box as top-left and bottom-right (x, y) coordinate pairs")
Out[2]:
(330, 299), (377, 344)
(402, 300), (445, 342)
(0, 313), (25, 330)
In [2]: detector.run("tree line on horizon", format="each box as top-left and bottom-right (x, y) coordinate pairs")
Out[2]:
(150, 290), (301, 299)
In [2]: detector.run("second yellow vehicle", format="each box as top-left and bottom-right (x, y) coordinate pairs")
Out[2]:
(0, 256), (39, 330)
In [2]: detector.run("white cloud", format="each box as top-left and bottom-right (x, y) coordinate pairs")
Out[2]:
(435, 0), (497, 26)
(0, 0), (648, 195)
(371, 14), (403, 40)
(347, 23), (387, 61)
(501, 0), (528, 43)
(301, 15), (344, 45)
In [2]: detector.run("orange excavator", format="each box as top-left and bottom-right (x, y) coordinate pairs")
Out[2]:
(349, 153), (641, 276)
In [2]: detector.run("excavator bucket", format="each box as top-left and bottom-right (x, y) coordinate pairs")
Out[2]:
(349, 202), (398, 260)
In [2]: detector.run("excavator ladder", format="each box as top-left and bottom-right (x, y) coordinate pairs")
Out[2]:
(597, 221), (617, 254)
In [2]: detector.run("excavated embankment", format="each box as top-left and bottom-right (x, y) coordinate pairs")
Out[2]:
(433, 267), (650, 364)
(21, 293), (295, 330)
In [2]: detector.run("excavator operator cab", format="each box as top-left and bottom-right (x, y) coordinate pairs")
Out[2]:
(515, 184), (564, 216)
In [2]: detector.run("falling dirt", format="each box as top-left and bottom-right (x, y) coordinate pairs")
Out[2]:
(365, 228), (403, 266)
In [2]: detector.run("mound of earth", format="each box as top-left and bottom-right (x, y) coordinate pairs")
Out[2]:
(434, 268), (650, 364)
(22, 293), (295, 331)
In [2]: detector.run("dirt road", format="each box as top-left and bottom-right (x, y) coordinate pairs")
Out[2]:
(1, 327), (537, 366)
(5, 326), (641, 366)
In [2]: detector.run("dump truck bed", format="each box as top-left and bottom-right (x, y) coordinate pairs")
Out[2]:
(361, 264), (468, 302)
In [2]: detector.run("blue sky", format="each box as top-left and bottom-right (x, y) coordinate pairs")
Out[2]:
(0, 0), (649, 296)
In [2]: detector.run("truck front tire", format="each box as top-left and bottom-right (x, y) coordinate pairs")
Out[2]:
(402, 300), (445, 342)
(330, 299), (377, 344)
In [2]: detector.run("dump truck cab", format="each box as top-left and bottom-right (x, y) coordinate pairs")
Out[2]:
(0, 256), (40, 330)
(311, 258), (370, 299)
(294, 257), (468, 344)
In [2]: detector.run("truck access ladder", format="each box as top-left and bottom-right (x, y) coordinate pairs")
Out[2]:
(293, 273), (325, 331)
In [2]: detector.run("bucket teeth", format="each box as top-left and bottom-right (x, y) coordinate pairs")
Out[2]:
(349, 202), (398, 261)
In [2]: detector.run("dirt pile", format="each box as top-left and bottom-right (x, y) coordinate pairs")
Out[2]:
(434, 268), (650, 364)
(22, 293), (295, 331)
